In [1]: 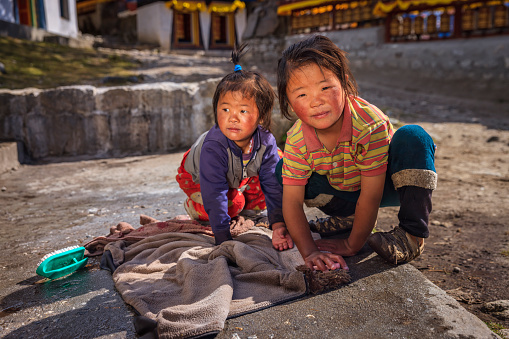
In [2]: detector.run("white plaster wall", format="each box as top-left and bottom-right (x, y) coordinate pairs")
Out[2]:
(0, 0), (15, 23)
(159, 7), (172, 50)
(138, 2), (172, 50)
(235, 9), (246, 44)
(199, 11), (210, 50)
(44, 0), (78, 37)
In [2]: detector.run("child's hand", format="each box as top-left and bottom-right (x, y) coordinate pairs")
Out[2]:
(304, 251), (349, 272)
(271, 223), (294, 251)
(315, 238), (357, 257)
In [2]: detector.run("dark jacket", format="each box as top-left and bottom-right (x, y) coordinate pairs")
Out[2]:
(184, 125), (284, 244)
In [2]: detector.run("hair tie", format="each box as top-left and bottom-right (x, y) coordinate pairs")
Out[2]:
(234, 65), (242, 72)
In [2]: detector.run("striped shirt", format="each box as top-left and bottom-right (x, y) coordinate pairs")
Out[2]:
(282, 96), (394, 192)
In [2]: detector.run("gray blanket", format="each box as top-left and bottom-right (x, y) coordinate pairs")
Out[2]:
(106, 227), (307, 339)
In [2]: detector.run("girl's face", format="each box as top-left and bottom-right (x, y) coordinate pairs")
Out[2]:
(286, 63), (346, 133)
(217, 91), (260, 152)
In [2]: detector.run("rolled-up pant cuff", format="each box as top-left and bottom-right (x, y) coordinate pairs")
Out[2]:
(392, 169), (438, 190)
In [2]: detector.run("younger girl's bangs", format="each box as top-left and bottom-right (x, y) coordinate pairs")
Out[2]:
(219, 76), (258, 100)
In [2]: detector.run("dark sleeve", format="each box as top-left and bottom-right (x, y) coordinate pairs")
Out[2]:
(258, 135), (284, 227)
(199, 141), (232, 244)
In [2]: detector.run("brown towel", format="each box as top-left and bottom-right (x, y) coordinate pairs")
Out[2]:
(108, 227), (307, 339)
(84, 215), (255, 257)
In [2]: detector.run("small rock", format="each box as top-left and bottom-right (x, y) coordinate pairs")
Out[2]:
(487, 136), (500, 143)
(430, 220), (453, 227)
(482, 300), (509, 320)
(483, 300), (509, 312)
(1, 186), (6, 191)
(453, 267), (461, 273)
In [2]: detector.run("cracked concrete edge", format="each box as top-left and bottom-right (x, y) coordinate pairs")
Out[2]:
(218, 253), (500, 339)
(346, 253), (501, 338)
(400, 264), (500, 339)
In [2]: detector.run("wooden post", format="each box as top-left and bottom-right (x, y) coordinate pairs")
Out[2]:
(385, 13), (392, 42)
(454, 4), (462, 38)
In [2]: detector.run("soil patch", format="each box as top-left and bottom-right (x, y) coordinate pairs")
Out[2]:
(358, 83), (509, 330)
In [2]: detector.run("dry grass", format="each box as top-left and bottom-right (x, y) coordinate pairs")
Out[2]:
(0, 36), (139, 90)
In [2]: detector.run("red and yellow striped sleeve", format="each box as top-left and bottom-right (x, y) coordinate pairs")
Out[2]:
(350, 98), (393, 177)
(282, 120), (312, 185)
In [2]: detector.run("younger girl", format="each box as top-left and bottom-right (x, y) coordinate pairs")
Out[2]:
(176, 44), (293, 249)
(276, 35), (437, 271)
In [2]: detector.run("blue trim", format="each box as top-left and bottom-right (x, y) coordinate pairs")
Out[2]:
(36, 0), (46, 29)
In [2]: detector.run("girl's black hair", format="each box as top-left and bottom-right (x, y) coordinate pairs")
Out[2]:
(277, 35), (358, 120)
(212, 42), (275, 131)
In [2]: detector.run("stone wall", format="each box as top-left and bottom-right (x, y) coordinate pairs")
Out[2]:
(0, 80), (220, 161)
(0, 78), (291, 163)
(244, 28), (509, 102)
(2, 28), (507, 162)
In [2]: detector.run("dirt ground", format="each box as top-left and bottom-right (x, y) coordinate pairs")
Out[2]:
(1, 49), (508, 335)
(357, 82), (509, 331)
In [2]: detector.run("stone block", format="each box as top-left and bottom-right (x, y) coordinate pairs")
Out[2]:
(0, 142), (19, 173)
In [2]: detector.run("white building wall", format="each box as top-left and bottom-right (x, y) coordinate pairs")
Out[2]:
(0, 0), (15, 23)
(138, 2), (246, 51)
(44, 0), (78, 37)
(137, 2), (172, 50)
(199, 11), (210, 50)
(235, 9), (246, 44)
(158, 7), (172, 50)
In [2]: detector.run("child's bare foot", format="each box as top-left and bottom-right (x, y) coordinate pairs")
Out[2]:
(271, 224), (294, 251)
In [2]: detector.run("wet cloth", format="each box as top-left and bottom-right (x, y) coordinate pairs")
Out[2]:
(104, 226), (307, 339)
(83, 215), (256, 257)
(82, 215), (214, 257)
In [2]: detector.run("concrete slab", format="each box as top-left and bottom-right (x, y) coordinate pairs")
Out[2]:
(219, 250), (500, 339)
(0, 153), (500, 338)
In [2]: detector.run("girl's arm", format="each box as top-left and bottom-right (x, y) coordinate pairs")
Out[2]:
(200, 143), (232, 244)
(316, 173), (385, 256)
(283, 184), (348, 271)
(257, 135), (284, 226)
(346, 173), (385, 252)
